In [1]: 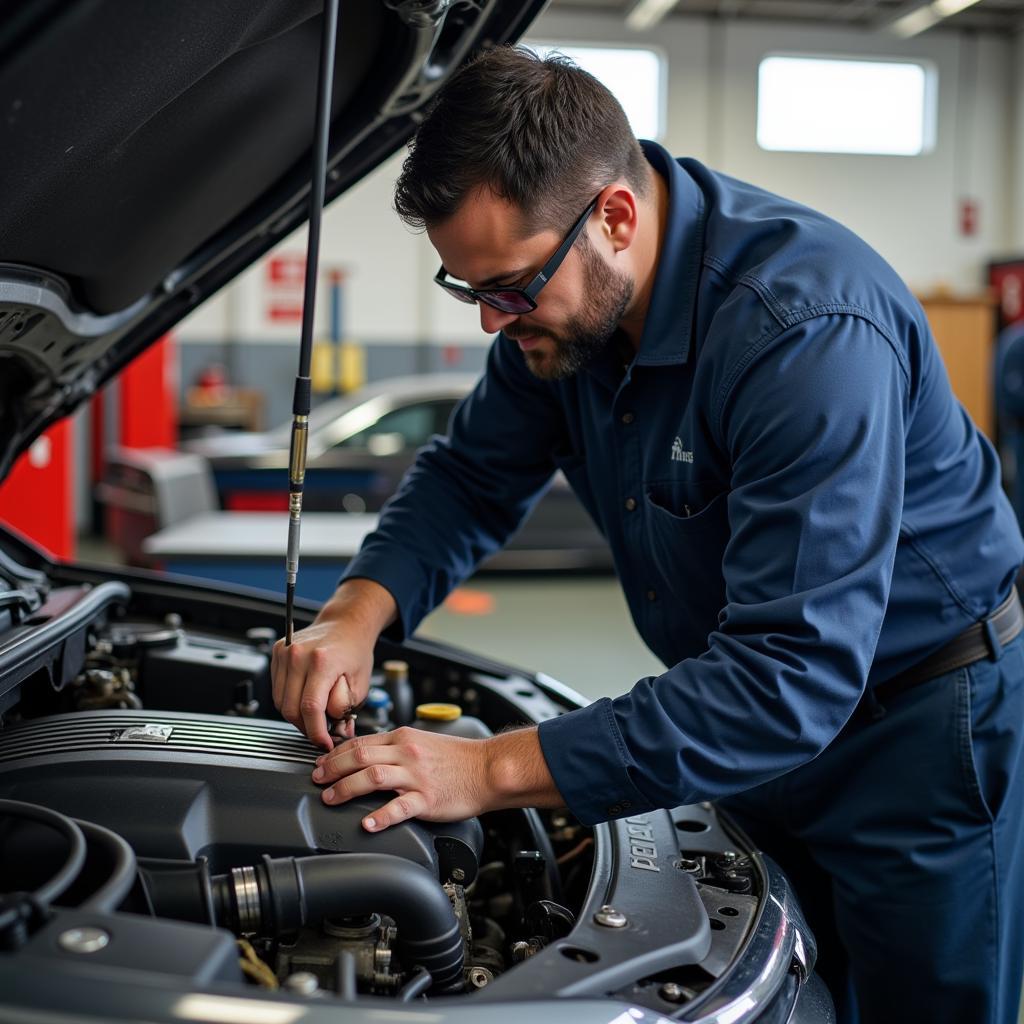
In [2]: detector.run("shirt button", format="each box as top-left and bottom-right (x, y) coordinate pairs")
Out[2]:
(625, 497), (637, 511)
(647, 589), (657, 602)
(621, 412), (635, 424)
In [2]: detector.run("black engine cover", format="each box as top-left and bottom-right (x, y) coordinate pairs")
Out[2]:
(0, 710), (482, 881)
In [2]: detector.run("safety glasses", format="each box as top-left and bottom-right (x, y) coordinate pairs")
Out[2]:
(434, 195), (600, 314)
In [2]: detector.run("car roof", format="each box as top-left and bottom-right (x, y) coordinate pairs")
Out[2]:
(268, 373), (479, 447)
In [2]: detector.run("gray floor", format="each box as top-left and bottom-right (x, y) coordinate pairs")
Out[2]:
(417, 575), (665, 702)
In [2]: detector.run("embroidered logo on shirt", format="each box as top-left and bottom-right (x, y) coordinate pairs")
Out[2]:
(671, 437), (693, 463)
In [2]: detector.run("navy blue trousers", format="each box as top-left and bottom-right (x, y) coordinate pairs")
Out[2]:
(720, 635), (1024, 1024)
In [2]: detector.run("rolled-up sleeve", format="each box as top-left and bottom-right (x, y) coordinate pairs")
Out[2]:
(539, 315), (910, 824)
(342, 336), (567, 638)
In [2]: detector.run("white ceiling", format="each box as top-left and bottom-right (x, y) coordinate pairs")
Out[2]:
(547, 0), (1024, 35)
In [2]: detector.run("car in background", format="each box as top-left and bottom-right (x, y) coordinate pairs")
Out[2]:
(183, 373), (613, 571)
(0, 2), (833, 1022)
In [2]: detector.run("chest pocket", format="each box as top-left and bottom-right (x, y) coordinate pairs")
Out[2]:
(644, 480), (730, 636)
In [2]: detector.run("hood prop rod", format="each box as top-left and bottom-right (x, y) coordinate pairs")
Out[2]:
(286, 0), (341, 645)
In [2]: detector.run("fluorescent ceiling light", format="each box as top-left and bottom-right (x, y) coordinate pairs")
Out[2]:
(888, 0), (981, 37)
(625, 0), (680, 31)
(889, 6), (941, 36)
(932, 0), (981, 14)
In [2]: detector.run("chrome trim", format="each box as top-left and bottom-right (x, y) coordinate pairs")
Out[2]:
(231, 865), (261, 935)
(680, 856), (809, 1023)
(0, 270), (151, 339)
(534, 671), (593, 709)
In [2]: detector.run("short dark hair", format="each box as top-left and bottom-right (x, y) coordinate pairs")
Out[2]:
(393, 46), (650, 236)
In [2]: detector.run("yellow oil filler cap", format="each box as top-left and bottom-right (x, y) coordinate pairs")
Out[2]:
(415, 702), (463, 721)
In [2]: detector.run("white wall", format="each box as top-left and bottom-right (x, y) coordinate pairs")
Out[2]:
(176, 152), (445, 344)
(1013, 30), (1024, 249)
(177, 11), (1019, 345)
(534, 11), (1015, 293)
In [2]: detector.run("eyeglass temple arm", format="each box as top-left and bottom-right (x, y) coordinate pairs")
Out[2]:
(525, 199), (599, 299)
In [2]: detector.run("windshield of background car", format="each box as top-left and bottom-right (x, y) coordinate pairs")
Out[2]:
(339, 400), (456, 451)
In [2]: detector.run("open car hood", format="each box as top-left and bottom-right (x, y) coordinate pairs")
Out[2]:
(0, 0), (546, 480)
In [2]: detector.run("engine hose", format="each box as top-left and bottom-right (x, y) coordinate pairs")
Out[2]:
(217, 853), (464, 990)
(398, 966), (432, 1002)
(0, 799), (87, 929)
(73, 818), (137, 912)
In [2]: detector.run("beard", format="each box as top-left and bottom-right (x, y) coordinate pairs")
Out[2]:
(508, 237), (634, 381)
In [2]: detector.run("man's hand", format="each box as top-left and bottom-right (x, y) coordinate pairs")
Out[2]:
(312, 726), (565, 831)
(271, 578), (397, 750)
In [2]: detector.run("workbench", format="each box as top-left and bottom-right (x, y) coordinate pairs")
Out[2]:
(142, 511), (379, 601)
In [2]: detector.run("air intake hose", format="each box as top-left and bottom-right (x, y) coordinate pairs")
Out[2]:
(218, 853), (464, 990)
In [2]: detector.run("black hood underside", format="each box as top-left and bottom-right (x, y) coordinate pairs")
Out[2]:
(0, 0), (546, 481)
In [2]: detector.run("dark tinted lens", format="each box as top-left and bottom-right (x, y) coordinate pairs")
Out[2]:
(479, 289), (535, 314)
(439, 283), (477, 305)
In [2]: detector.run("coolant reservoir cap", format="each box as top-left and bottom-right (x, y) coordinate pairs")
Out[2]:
(365, 687), (391, 710)
(415, 702), (462, 721)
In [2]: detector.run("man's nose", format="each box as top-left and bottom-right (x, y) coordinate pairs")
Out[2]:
(479, 302), (518, 335)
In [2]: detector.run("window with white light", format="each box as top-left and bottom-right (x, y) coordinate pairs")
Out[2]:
(529, 44), (665, 140)
(757, 55), (936, 156)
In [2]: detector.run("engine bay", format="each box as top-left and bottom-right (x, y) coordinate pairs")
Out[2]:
(0, 552), (767, 1016)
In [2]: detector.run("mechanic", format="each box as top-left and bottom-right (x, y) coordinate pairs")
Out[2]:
(271, 47), (1024, 1023)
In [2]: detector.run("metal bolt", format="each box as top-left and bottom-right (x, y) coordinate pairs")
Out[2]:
(720, 850), (738, 864)
(245, 626), (278, 650)
(451, 868), (466, 882)
(58, 927), (110, 954)
(468, 966), (493, 988)
(593, 905), (628, 928)
(659, 981), (687, 1003)
(283, 972), (320, 995)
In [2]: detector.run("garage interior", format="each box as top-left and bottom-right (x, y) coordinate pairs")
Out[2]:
(1, 0), (1024, 1018)
(4, 0), (1022, 700)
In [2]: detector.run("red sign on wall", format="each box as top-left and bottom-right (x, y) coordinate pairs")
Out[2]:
(265, 254), (306, 324)
(990, 259), (1024, 332)
(267, 303), (305, 323)
(958, 198), (979, 238)
(267, 254), (306, 287)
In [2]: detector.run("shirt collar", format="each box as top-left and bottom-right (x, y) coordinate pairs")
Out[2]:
(632, 140), (706, 367)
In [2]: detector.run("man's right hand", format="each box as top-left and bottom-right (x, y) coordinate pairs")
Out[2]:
(271, 578), (398, 750)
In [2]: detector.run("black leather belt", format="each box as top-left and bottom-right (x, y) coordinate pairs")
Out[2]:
(872, 588), (1024, 708)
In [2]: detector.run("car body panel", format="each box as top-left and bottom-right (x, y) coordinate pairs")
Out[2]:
(181, 373), (614, 568)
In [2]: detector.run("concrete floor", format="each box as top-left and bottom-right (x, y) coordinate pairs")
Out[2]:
(418, 575), (664, 702)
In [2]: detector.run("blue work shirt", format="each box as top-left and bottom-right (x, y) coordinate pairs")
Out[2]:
(344, 141), (1024, 825)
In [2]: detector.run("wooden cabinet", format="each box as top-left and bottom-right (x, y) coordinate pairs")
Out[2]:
(917, 292), (998, 440)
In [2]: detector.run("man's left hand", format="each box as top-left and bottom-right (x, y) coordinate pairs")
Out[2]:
(311, 725), (564, 831)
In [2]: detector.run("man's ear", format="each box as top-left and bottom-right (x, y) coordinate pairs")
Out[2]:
(596, 186), (639, 255)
